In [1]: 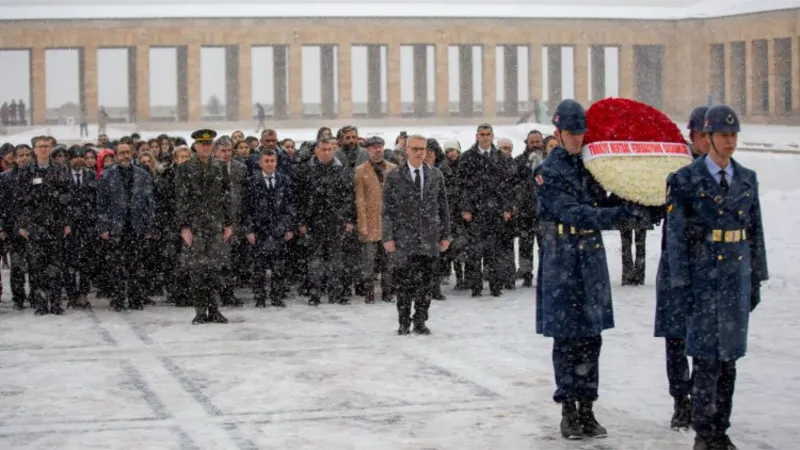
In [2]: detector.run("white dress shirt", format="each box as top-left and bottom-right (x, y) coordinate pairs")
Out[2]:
(408, 162), (424, 197)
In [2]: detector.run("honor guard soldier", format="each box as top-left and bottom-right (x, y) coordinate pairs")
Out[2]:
(664, 105), (768, 450)
(533, 99), (652, 440)
(176, 129), (234, 324)
(654, 105), (713, 430)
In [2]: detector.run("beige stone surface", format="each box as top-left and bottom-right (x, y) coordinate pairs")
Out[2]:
(2, 11), (797, 125)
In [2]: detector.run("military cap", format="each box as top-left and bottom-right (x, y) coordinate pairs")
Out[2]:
(703, 105), (740, 134)
(191, 129), (217, 143)
(365, 136), (385, 147)
(687, 106), (709, 132)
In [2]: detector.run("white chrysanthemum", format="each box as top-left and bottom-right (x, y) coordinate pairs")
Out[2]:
(582, 141), (693, 206)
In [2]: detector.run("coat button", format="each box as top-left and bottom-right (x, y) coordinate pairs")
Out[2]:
(595, 244), (601, 249)
(718, 255), (724, 260)
(719, 210), (724, 215)
(738, 256), (743, 261)
(579, 245), (584, 250)
(738, 210), (744, 215)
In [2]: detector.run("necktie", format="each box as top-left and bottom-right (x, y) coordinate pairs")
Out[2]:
(414, 168), (421, 195)
(719, 170), (729, 194)
(267, 176), (273, 189)
(76, 173), (81, 186)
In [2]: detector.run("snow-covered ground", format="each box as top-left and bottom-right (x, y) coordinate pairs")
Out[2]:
(0, 142), (799, 449)
(4, 122), (799, 155)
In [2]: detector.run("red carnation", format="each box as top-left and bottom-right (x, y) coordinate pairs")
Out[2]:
(583, 98), (685, 146)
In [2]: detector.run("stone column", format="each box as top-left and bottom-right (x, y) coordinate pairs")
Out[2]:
(289, 44), (302, 119)
(413, 45), (428, 117)
(176, 46), (188, 121)
(724, 42), (734, 110)
(31, 47), (46, 125)
(767, 39), (777, 116)
(619, 44), (635, 99)
(483, 43), (497, 117)
(80, 46), (98, 122)
(224, 45), (239, 121)
(366, 44), (383, 117)
(132, 45), (150, 122)
(238, 44), (252, 122)
(590, 45), (605, 101)
(503, 45), (519, 116)
(547, 46), (562, 109)
(745, 41), (754, 116)
(459, 45), (473, 116)
(274, 45), (289, 120)
(574, 44), (589, 106)
(435, 43), (449, 118)
(320, 45), (335, 118)
(338, 43), (352, 119)
(387, 43), (402, 117)
(186, 43), (202, 122)
(529, 43), (542, 112)
(793, 37), (800, 115)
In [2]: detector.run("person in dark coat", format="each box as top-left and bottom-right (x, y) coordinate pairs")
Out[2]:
(14, 136), (72, 316)
(175, 130), (233, 324)
(653, 105), (710, 430)
(514, 130), (546, 288)
(1, 144), (34, 309)
(609, 193), (652, 286)
(63, 145), (97, 309)
(456, 124), (514, 297)
(157, 145), (192, 307)
(423, 138), (454, 301)
(214, 135), (248, 306)
(96, 138), (156, 311)
(533, 100), (650, 440)
(665, 106), (768, 450)
(335, 126), (369, 297)
(295, 137), (354, 306)
(242, 149), (295, 307)
(382, 134), (450, 335)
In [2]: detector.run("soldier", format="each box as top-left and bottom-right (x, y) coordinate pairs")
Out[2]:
(533, 99), (651, 440)
(15, 136), (71, 316)
(665, 105), (767, 450)
(176, 129), (233, 324)
(654, 105), (711, 430)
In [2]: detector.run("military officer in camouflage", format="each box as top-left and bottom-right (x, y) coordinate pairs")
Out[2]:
(176, 129), (233, 325)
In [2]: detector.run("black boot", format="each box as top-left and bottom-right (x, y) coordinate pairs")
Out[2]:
(578, 401), (607, 438)
(453, 263), (466, 290)
(693, 434), (714, 450)
(560, 401), (583, 440)
(431, 280), (446, 301)
(670, 396), (691, 430)
(207, 306), (229, 323)
(110, 298), (125, 312)
(308, 296), (321, 306)
(715, 434), (738, 450)
(522, 273), (533, 288)
(192, 307), (208, 324)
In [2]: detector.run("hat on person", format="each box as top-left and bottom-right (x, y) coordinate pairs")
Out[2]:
(191, 129), (217, 143)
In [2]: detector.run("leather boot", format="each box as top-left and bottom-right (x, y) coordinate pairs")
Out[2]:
(578, 401), (607, 438)
(560, 401), (583, 440)
(191, 307), (207, 325)
(207, 305), (229, 323)
(365, 282), (375, 304)
(670, 396), (691, 430)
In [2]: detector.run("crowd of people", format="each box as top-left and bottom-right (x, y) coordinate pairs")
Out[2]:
(0, 95), (770, 449)
(0, 99), (27, 127)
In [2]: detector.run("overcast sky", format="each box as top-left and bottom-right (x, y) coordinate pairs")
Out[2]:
(0, 45), (619, 110)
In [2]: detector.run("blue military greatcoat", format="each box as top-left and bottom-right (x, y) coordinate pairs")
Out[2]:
(665, 156), (768, 361)
(533, 147), (627, 337)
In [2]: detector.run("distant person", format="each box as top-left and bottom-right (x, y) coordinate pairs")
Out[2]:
(79, 107), (89, 138)
(17, 100), (26, 125)
(254, 103), (266, 134)
(98, 107), (108, 135)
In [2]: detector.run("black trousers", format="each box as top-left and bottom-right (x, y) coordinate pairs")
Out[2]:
(64, 231), (93, 300)
(165, 235), (190, 306)
(692, 357), (737, 437)
(552, 336), (602, 403)
(110, 232), (147, 308)
(10, 247), (34, 306)
(28, 238), (63, 311)
(620, 227), (647, 283)
(518, 227), (541, 276)
(464, 218), (503, 293)
(308, 232), (343, 300)
(252, 250), (286, 303)
(395, 255), (435, 327)
(666, 338), (692, 399)
(341, 230), (361, 291)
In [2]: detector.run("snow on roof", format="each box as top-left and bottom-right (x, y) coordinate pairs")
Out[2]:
(1, 0), (798, 21)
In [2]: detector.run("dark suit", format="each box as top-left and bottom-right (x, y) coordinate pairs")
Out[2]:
(218, 159), (248, 303)
(242, 171), (295, 305)
(96, 164), (156, 309)
(456, 144), (514, 295)
(14, 163), (71, 314)
(382, 163), (450, 330)
(64, 168), (97, 304)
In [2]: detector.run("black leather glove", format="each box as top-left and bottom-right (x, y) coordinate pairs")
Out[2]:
(750, 282), (761, 312)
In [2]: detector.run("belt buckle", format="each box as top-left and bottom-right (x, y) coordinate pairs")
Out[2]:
(742, 229), (747, 240)
(712, 230), (722, 242)
(570, 226), (576, 235)
(558, 224), (563, 235)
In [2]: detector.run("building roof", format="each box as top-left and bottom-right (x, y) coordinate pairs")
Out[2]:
(1, 0), (799, 21)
